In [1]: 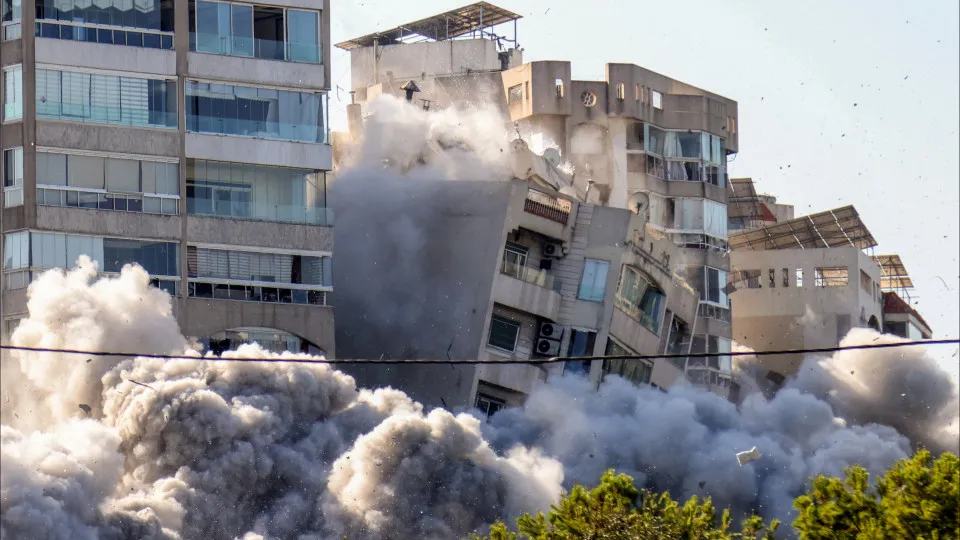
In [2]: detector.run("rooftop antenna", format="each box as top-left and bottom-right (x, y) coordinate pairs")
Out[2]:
(400, 80), (421, 102)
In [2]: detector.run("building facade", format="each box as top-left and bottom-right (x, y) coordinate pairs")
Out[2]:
(728, 186), (930, 384)
(335, 2), (740, 399)
(1, 0), (336, 354)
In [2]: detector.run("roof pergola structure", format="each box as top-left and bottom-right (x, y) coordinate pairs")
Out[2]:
(336, 2), (522, 51)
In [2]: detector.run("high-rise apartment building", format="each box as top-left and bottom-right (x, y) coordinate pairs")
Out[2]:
(1, 0), (336, 355)
(336, 2), (740, 398)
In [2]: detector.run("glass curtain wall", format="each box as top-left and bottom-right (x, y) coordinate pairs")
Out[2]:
(36, 69), (177, 128)
(186, 159), (328, 225)
(185, 81), (327, 143)
(189, 0), (320, 63)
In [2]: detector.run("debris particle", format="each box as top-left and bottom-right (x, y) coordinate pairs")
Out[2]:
(78, 404), (92, 414)
(736, 447), (761, 466)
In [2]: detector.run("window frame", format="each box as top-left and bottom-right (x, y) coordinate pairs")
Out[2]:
(577, 258), (610, 302)
(487, 314), (521, 353)
(2, 64), (23, 121)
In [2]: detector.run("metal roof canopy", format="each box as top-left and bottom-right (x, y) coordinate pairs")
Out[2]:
(335, 2), (523, 51)
(729, 205), (878, 251)
(727, 178), (767, 221)
(872, 254), (914, 290)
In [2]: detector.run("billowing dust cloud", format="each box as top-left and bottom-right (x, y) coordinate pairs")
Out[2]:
(2, 96), (958, 538)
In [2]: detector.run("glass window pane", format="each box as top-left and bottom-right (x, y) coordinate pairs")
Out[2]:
(3, 65), (23, 121)
(105, 157), (140, 192)
(231, 3), (252, 57)
(68, 155), (105, 189)
(195, 0), (221, 53)
(3, 147), (23, 187)
(286, 9), (319, 63)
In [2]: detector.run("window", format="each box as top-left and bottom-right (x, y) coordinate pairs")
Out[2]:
(2, 0), (21, 40)
(190, 0), (321, 63)
(487, 314), (521, 352)
(578, 259), (609, 302)
(186, 159), (329, 225)
(645, 125), (666, 155)
(634, 83), (640, 102)
(782, 268), (789, 287)
(185, 81), (328, 143)
(651, 90), (663, 109)
(860, 269), (872, 293)
(564, 330), (596, 376)
(36, 151), (179, 215)
(769, 269), (776, 288)
(34, 0), (174, 50)
(36, 0), (173, 32)
(508, 84), (522, 104)
(687, 265), (728, 306)
(732, 269), (762, 290)
(475, 392), (506, 420)
(815, 266), (848, 287)
(187, 245), (331, 305)
(3, 65), (22, 120)
(615, 82), (625, 101)
(672, 198), (728, 240)
(501, 241), (528, 279)
(796, 268), (804, 287)
(689, 334), (732, 373)
(602, 339), (651, 386)
(35, 69), (177, 128)
(3, 147), (23, 208)
(3, 231), (179, 292)
(616, 266), (665, 333)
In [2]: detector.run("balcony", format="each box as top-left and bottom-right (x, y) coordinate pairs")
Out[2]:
(524, 188), (571, 225)
(493, 264), (561, 321)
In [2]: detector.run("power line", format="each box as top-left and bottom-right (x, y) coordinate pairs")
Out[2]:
(0, 339), (957, 365)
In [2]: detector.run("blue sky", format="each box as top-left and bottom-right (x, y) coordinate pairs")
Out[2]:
(329, 0), (960, 374)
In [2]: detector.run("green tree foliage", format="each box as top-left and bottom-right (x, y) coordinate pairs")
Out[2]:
(470, 451), (959, 540)
(469, 470), (778, 540)
(793, 450), (959, 539)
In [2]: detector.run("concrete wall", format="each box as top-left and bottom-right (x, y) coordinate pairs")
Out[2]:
(177, 298), (334, 355)
(36, 207), (182, 240)
(350, 39), (508, 91)
(187, 217), (333, 252)
(35, 38), (176, 76)
(185, 133), (332, 170)
(331, 179), (517, 408)
(731, 246), (883, 376)
(187, 52), (325, 90)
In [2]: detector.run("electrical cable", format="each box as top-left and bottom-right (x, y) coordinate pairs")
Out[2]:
(0, 339), (957, 365)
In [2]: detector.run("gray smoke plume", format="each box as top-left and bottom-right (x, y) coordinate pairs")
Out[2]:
(3, 95), (958, 538)
(1, 260), (561, 539)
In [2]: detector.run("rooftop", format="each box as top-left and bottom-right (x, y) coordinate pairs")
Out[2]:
(336, 2), (523, 51)
(882, 291), (931, 334)
(729, 205), (878, 251)
(728, 178), (777, 222)
(872, 254), (914, 291)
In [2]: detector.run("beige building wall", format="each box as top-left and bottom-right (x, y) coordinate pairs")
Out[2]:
(731, 246), (883, 377)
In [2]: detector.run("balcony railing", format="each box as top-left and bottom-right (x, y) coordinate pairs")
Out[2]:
(524, 188), (571, 225)
(187, 198), (333, 226)
(36, 21), (174, 50)
(501, 259), (556, 290)
(38, 186), (179, 215)
(188, 280), (328, 306)
(698, 302), (731, 323)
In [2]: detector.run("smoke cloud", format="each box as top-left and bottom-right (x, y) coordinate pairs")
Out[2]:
(3, 97), (958, 538)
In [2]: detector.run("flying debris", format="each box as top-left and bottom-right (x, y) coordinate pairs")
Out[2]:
(736, 447), (762, 466)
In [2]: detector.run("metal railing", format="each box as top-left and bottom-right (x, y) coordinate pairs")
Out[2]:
(524, 188), (571, 225)
(35, 21), (174, 49)
(501, 259), (555, 290)
(37, 186), (179, 215)
(187, 280), (328, 306)
(698, 302), (731, 323)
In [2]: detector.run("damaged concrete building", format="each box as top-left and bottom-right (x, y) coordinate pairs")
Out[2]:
(332, 2), (742, 410)
(727, 178), (932, 386)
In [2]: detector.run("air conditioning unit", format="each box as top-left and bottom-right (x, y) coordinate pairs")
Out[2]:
(539, 322), (563, 340)
(535, 337), (561, 357)
(542, 242), (563, 258)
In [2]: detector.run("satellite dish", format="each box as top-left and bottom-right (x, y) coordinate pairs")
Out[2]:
(542, 148), (561, 167)
(628, 192), (650, 215)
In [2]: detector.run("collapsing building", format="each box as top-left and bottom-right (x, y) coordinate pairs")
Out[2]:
(728, 178), (932, 385)
(334, 2), (741, 404)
